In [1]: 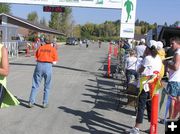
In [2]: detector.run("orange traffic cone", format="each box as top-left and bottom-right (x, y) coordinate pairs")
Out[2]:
(149, 72), (159, 134)
(107, 53), (111, 78)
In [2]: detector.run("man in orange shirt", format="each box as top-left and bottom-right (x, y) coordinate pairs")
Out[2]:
(28, 36), (58, 108)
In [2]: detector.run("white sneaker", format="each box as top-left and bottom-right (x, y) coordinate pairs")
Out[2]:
(126, 127), (140, 134)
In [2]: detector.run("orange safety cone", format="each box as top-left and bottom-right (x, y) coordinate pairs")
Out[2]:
(107, 53), (111, 78)
(107, 43), (112, 78)
(150, 94), (159, 134)
(149, 72), (159, 134)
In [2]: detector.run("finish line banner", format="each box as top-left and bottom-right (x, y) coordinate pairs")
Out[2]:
(0, 0), (122, 9)
(120, 0), (136, 38)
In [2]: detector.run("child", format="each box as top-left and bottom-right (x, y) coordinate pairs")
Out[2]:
(125, 49), (138, 87)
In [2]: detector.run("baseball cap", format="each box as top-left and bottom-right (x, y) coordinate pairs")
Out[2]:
(156, 41), (163, 50)
(140, 38), (146, 44)
(147, 40), (158, 49)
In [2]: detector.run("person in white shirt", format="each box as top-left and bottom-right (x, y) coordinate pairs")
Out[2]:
(125, 49), (138, 88)
(127, 40), (162, 134)
(164, 36), (180, 119)
(135, 38), (146, 58)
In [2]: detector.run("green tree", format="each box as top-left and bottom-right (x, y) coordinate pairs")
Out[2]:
(73, 25), (81, 38)
(135, 19), (140, 26)
(81, 23), (95, 38)
(173, 21), (180, 27)
(0, 3), (11, 14)
(104, 21), (116, 37)
(49, 12), (59, 30)
(60, 7), (73, 36)
(27, 11), (39, 23)
(49, 7), (73, 36)
(27, 11), (39, 41)
(40, 17), (47, 26)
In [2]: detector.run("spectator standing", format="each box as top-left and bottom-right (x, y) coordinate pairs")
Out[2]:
(0, 44), (9, 107)
(98, 40), (102, 48)
(135, 38), (146, 58)
(40, 35), (45, 45)
(0, 44), (20, 108)
(156, 41), (166, 78)
(126, 40), (162, 134)
(0, 44), (8, 85)
(52, 36), (57, 46)
(86, 39), (89, 48)
(163, 36), (180, 119)
(28, 37), (58, 108)
(79, 39), (82, 47)
(125, 49), (138, 88)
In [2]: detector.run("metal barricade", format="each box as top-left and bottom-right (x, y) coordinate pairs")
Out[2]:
(2, 42), (18, 58)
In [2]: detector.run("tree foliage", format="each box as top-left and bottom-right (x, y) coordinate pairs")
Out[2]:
(0, 3), (11, 14)
(49, 7), (73, 36)
(40, 17), (47, 26)
(49, 12), (59, 30)
(27, 11), (39, 23)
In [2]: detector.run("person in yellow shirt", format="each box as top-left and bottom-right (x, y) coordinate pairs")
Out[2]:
(0, 44), (20, 108)
(156, 41), (166, 78)
(28, 36), (58, 108)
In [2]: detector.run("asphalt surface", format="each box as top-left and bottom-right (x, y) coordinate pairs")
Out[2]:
(0, 42), (165, 134)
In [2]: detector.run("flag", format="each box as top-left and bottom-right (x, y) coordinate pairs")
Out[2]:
(139, 72), (162, 98)
(0, 83), (20, 108)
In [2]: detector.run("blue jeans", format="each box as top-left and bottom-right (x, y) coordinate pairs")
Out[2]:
(29, 62), (52, 104)
(136, 90), (151, 123)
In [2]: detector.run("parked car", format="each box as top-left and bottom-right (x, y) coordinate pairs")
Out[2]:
(66, 37), (78, 45)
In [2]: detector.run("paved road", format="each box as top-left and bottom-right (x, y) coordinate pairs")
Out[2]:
(1, 42), (165, 134)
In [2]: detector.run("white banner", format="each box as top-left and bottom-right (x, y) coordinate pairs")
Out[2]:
(120, 23), (135, 38)
(120, 0), (136, 38)
(0, 0), (122, 9)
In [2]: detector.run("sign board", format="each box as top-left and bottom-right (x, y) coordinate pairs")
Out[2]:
(43, 6), (65, 12)
(120, 0), (136, 38)
(120, 23), (135, 38)
(0, 0), (122, 9)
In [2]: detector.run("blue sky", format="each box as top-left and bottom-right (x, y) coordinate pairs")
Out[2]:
(11, 0), (180, 25)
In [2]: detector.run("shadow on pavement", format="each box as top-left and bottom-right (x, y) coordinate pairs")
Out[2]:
(10, 62), (89, 73)
(58, 106), (131, 134)
(10, 62), (36, 66)
(17, 97), (43, 108)
(82, 77), (136, 116)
